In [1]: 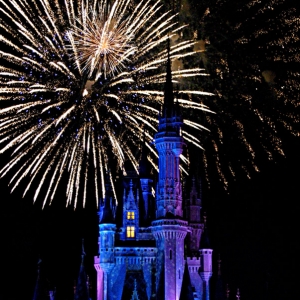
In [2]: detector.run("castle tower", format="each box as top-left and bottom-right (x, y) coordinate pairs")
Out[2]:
(94, 174), (117, 300)
(151, 41), (188, 300)
(122, 179), (139, 240)
(199, 216), (213, 300)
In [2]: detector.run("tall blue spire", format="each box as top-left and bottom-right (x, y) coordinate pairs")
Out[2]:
(162, 38), (174, 119)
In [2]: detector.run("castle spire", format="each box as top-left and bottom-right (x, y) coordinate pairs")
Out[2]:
(130, 280), (140, 300)
(199, 214), (213, 300)
(99, 171), (115, 224)
(139, 132), (150, 178)
(74, 239), (89, 300)
(32, 259), (49, 300)
(162, 38), (174, 119)
(215, 254), (226, 300)
(200, 213), (211, 249)
(152, 38), (188, 300)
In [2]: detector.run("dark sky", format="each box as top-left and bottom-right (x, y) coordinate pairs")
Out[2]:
(0, 134), (299, 300)
(0, 1), (299, 300)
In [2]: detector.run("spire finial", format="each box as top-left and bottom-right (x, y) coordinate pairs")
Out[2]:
(130, 179), (133, 190)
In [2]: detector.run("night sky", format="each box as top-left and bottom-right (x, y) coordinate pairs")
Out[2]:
(0, 0), (299, 300)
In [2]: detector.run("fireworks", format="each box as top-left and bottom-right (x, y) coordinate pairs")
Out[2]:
(185, 0), (300, 189)
(67, 0), (137, 79)
(0, 0), (212, 207)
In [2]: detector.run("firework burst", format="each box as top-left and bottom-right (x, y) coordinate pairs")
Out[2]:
(0, 0), (212, 207)
(67, 0), (137, 79)
(183, 0), (300, 189)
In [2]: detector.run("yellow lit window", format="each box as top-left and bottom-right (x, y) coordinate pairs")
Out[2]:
(126, 226), (135, 238)
(127, 211), (135, 220)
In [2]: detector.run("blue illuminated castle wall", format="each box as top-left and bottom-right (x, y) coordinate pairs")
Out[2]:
(94, 53), (213, 300)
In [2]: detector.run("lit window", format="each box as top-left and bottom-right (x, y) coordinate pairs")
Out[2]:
(126, 226), (135, 238)
(127, 211), (135, 220)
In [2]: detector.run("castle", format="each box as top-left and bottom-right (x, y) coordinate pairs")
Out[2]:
(93, 49), (213, 300)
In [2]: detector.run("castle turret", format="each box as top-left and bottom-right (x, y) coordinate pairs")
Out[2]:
(151, 40), (188, 300)
(94, 173), (117, 300)
(199, 216), (213, 300)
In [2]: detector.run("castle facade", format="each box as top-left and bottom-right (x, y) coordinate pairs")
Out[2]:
(94, 51), (213, 300)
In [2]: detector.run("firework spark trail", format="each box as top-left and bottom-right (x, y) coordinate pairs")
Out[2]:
(0, 0), (212, 207)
